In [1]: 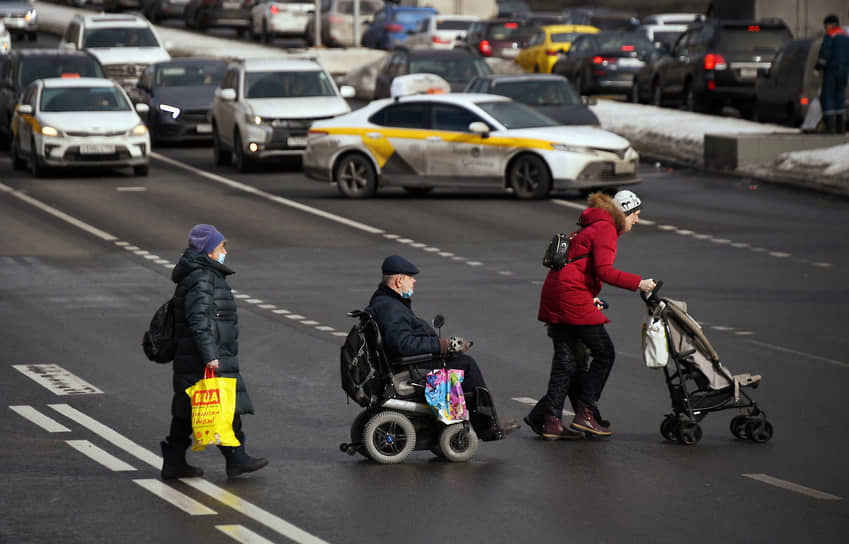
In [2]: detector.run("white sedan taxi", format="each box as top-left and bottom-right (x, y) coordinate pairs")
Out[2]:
(11, 77), (150, 177)
(303, 77), (640, 198)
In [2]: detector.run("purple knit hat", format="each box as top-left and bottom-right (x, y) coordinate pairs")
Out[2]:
(188, 224), (224, 254)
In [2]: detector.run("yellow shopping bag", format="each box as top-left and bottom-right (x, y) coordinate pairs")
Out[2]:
(185, 367), (240, 451)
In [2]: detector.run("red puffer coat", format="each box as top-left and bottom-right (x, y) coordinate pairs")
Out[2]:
(538, 193), (641, 325)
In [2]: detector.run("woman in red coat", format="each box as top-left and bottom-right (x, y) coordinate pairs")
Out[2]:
(525, 191), (656, 439)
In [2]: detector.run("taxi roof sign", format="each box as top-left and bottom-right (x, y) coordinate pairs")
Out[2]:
(390, 73), (451, 98)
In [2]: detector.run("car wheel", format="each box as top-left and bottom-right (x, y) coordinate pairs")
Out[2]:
(233, 131), (252, 172)
(651, 80), (663, 107)
(629, 79), (640, 103)
(133, 164), (149, 177)
(508, 154), (551, 200)
(683, 82), (696, 112)
(262, 20), (271, 44)
(10, 136), (25, 170)
(575, 73), (585, 95)
(27, 31), (37, 41)
(212, 123), (232, 166)
(30, 137), (45, 178)
(334, 152), (378, 198)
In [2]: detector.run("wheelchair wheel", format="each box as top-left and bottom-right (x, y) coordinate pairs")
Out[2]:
(363, 411), (416, 464)
(438, 424), (479, 463)
(347, 409), (371, 457)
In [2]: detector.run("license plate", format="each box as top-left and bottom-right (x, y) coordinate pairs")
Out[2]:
(223, 1), (241, 8)
(501, 48), (519, 57)
(617, 58), (642, 67)
(287, 136), (307, 147)
(614, 161), (635, 175)
(739, 68), (757, 79)
(80, 144), (115, 154)
(196, 123), (212, 134)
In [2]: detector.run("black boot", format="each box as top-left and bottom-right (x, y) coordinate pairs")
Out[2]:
(824, 114), (837, 134)
(160, 439), (204, 480)
(837, 114), (846, 135)
(218, 434), (268, 478)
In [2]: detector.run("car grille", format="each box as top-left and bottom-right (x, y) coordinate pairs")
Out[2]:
(180, 109), (209, 123)
(65, 130), (127, 137)
(104, 63), (149, 81)
(63, 147), (132, 161)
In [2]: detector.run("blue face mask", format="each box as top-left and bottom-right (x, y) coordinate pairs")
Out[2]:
(401, 288), (414, 299)
(216, 252), (226, 264)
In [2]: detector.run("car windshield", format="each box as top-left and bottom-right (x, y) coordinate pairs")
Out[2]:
(486, 21), (536, 40)
(492, 80), (581, 106)
(589, 16), (639, 32)
(83, 27), (160, 48)
(437, 20), (474, 31)
(476, 100), (559, 129)
(17, 58), (105, 88)
(717, 27), (792, 53)
(40, 86), (130, 112)
(409, 56), (491, 83)
(649, 30), (683, 47)
(550, 32), (583, 43)
(156, 63), (227, 88)
(244, 70), (337, 98)
(597, 33), (655, 54)
(395, 10), (433, 25)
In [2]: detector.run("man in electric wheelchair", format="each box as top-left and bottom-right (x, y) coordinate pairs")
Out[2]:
(364, 255), (520, 443)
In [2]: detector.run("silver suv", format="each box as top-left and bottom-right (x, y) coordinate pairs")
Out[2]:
(59, 13), (171, 88)
(211, 57), (354, 171)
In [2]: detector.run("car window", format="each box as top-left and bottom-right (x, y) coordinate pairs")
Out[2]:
(395, 10), (433, 25)
(716, 26), (792, 53)
(409, 56), (491, 83)
(139, 66), (154, 90)
(63, 21), (80, 45)
(476, 100), (558, 129)
(486, 21), (535, 41)
(431, 104), (484, 132)
(40, 86), (131, 112)
(596, 33), (654, 55)
(244, 70), (337, 99)
(21, 85), (37, 107)
(156, 63), (227, 88)
(492, 80), (581, 106)
(83, 27), (160, 48)
(221, 68), (238, 91)
(369, 103), (427, 128)
(550, 32), (583, 43)
(528, 31), (543, 46)
(437, 19), (473, 31)
(17, 57), (105, 88)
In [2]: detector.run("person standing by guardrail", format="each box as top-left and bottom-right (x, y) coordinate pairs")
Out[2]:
(815, 14), (849, 134)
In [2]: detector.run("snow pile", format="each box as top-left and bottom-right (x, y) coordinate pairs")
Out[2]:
(772, 143), (849, 176)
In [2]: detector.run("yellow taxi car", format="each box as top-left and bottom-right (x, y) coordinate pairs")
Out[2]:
(516, 24), (599, 73)
(303, 75), (639, 199)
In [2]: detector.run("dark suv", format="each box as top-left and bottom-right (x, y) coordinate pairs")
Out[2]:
(650, 19), (793, 115)
(0, 49), (105, 148)
(374, 47), (491, 99)
(464, 18), (537, 60)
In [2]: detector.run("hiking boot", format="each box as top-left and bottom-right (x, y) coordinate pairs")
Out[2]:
(160, 440), (204, 480)
(571, 401), (611, 436)
(542, 414), (584, 440)
(593, 404), (610, 429)
(524, 415), (544, 437)
(218, 435), (268, 478)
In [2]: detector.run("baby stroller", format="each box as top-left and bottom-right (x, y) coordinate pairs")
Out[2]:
(642, 282), (773, 445)
(338, 310), (488, 464)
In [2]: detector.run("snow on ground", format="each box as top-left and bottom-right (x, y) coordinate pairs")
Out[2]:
(772, 143), (849, 176)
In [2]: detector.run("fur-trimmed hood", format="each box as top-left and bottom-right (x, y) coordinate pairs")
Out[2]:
(582, 192), (627, 233)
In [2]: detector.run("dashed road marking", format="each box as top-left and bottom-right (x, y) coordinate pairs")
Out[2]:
(13, 364), (103, 396)
(10, 405), (71, 432)
(134, 479), (217, 516)
(742, 473), (842, 500)
(66, 440), (136, 472)
(216, 525), (278, 544)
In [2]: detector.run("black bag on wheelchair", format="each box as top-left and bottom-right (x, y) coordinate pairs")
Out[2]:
(340, 311), (390, 408)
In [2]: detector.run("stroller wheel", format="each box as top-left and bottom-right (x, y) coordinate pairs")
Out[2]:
(660, 416), (679, 441)
(730, 415), (749, 440)
(363, 411), (417, 464)
(439, 424), (479, 463)
(746, 419), (774, 444)
(676, 422), (702, 445)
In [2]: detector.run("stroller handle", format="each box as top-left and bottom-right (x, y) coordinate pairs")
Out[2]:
(640, 279), (664, 305)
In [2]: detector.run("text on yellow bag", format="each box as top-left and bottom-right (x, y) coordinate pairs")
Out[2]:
(185, 367), (240, 451)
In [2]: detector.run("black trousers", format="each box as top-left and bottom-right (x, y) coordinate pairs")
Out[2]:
(168, 414), (243, 450)
(530, 323), (615, 421)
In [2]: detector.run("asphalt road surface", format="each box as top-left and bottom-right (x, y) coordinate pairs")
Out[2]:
(3, 30), (849, 544)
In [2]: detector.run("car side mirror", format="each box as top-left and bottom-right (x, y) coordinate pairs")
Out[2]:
(339, 85), (356, 98)
(216, 88), (237, 101)
(582, 95), (597, 106)
(16, 104), (33, 115)
(469, 121), (489, 137)
(135, 103), (150, 114)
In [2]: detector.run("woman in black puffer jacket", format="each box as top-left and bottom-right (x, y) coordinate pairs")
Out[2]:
(160, 224), (267, 480)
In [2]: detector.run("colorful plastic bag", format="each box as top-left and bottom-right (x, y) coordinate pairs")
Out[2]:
(424, 368), (468, 424)
(185, 367), (240, 451)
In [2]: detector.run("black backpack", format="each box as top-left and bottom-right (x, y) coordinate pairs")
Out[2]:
(142, 297), (177, 363)
(542, 230), (588, 270)
(340, 311), (388, 407)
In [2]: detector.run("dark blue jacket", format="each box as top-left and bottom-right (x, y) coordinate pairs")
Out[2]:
(365, 284), (440, 360)
(816, 29), (849, 79)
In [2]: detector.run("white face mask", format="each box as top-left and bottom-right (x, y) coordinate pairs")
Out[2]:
(216, 249), (227, 264)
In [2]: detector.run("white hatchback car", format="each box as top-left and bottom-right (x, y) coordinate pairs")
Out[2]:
(304, 77), (640, 198)
(211, 58), (355, 171)
(249, 0), (312, 43)
(11, 77), (151, 177)
(404, 14), (479, 50)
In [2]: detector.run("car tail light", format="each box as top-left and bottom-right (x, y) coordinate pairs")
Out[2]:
(748, 25), (760, 32)
(385, 23), (403, 33)
(800, 96), (809, 105)
(621, 45), (635, 51)
(704, 53), (727, 71)
(61, 72), (80, 78)
(269, 4), (278, 14)
(546, 49), (558, 56)
(504, 22), (518, 28)
(707, 81), (716, 91)
(592, 56), (615, 64)
(479, 39), (492, 56)
(433, 36), (450, 44)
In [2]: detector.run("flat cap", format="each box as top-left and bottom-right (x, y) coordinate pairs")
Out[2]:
(381, 255), (420, 276)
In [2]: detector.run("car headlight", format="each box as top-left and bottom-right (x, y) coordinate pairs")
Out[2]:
(41, 126), (59, 137)
(552, 143), (594, 154)
(25, 9), (37, 22)
(159, 104), (181, 119)
(1, 41), (9, 53)
(246, 113), (263, 125)
(132, 124), (148, 135)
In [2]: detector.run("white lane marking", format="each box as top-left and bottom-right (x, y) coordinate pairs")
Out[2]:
(49, 404), (162, 469)
(745, 340), (849, 369)
(66, 440), (136, 472)
(246, 299), (264, 304)
(0, 183), (117, 241)
(134, 479), (217, 516)
(235, 294), (251, 299)
(13, 364), (103, 396)
(182, 478), (330, 544)
(742, 474), (842, 500)
(285, 314), (306, 320)
(10, 405), (71, 432)
(332, 332), (348, 337)
(300, 320), (319, 326)
(259, 304), (276, 310)
(272, 309), (291, 314)
(116, 187), (148, 192)
(152, 152), (384, 235)
(216, 525), (278, 544)
(466, 261), (483, 266)
(315, 326), (335, 332)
